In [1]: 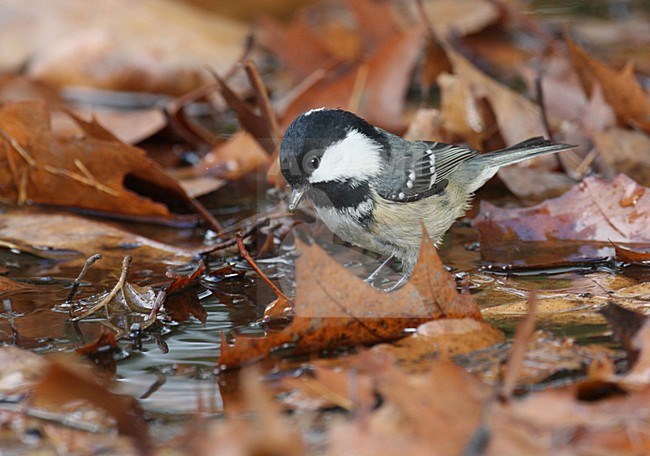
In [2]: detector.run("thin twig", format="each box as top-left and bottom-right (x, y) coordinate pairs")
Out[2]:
(534, 74), (554, 142)
(347, 64), (369, 113)
(187, 197), (223, 236)
(500, 294), (538, 400)
(67, 253), (103, 317)
(72, 256), (133, 321)
(236, 234), (288, 302)
(244, 60), (281, 146)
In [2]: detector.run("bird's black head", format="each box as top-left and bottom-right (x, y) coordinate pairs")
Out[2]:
(279, 108), (389, 212)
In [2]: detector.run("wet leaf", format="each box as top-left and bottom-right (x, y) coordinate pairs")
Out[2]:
(0, 101), (197, 221)
(599, 302), (647, 366)
(0, 210), (198, 266)
(370, 318), (505, 372)
(566, 34), (650, 133)
(611, 242), (650, 265)
(278, 364), (375, 411)
(328, 353), (490, 456)
(76, 330), (119, 372)
(474, 174), (650, 267)
(219, 229), (481, 368)
(31, 360), (151, 454)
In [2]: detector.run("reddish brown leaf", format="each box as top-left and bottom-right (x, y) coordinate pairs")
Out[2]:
(612, 243), (650, 265)
(194, 131), (271, 180)
(0, 101), (196, 221)
(76, 330), (119, 372)
(566, 34), (650, 133)
(281, 29), (424, 133)
(473, 174), (650, 267)
(219, 228), (481, 368)
(166, 263), (206, 295)
(599, 302), (647, 366)
(31, 361), (150, 454)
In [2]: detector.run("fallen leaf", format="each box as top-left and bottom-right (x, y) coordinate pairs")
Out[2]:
(281, 29), (424, 133)
(473, 174), (650, 267)
(419, 0), (501, 37)
(219, 228), (481, 368)
(497, 167), (576, 201)
(566, 34), (650, 133)
(0, 209), (198, 266)
(76, 330), (119, 372)
(1, 0), (248, 94)
(194, 131), (271, 180)
(0, 346), (47, 395)
(594, 127), (650, 187)
(444, 42), (550, 148)
(0, 101), (198, 221)
(599, 302), (647, 366)
(31, 360), (150, 454)
(279, 364), (375, 411)
(327, 353), (490, 456)
(611, 242), (650, 265)
(51, 106), (167, 145)
(196, 367), (304, 456)
(370, 318), (504, 372)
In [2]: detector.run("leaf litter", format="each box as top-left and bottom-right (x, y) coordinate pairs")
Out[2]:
(1, 0), (650, 454)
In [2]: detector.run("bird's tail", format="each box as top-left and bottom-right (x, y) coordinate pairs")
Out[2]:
(472, 137), (575, 169)
(460, 137), (575, 193)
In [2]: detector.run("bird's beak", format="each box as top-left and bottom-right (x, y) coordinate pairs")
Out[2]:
(288, 185), (308, 214)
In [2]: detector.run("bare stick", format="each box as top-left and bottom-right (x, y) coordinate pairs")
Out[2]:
(67, 253), (103, 317)
(236, 234), (288, 302)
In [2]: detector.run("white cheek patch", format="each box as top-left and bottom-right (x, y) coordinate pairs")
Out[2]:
(309, 129), (383, 184)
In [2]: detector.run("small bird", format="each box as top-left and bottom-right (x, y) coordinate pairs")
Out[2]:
(280, 108), (574, 289)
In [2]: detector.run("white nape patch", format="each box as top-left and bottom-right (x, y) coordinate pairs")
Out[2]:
(309, 129), (383, 184)
(303, 107), (325, 117)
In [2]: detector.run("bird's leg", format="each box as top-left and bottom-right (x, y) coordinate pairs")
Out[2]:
(365, 255), (395, 285)
(381, 274), (409, 292)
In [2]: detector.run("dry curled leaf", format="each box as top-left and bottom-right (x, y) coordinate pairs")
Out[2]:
(0, 101), (197, 222)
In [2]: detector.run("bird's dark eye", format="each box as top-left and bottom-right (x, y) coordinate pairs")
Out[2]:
(306, 155), (320, 171)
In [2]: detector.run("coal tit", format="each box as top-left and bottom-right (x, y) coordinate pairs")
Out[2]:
(280, 108), (574, 288)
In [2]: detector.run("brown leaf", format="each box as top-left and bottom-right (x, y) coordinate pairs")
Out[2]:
(3, 0), (248, 94)
(594, 127), (650, 187)
(219, 228), (481, 368)
(52, 107), (167, 145)
(164, 292), (207, 324)
(327, 353), (490, 456)
(370, 318), (504, 372)
(279, 364), (375, 411)
(0, 101), (196, 221)
(0, 209), (198, 266)
(281, 29), (424, 133)
(31, 361), (150, 454)
(612, 242), (650, 265)
(444, 42), (550, 147)
(473, 174), (650, 267)
(76, 330), (119, 372)
(599, 302), (647, 366)
(566, 34), (650, 133)
(194, 131), (271, 180)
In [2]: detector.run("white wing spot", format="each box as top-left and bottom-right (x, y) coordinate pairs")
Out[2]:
(398, 192), (405, 199)
(428, 150), (437, 186)
(406, 180), (413, 189)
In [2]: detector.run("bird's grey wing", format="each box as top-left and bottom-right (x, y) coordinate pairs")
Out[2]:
(378, 140), (479, 203)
